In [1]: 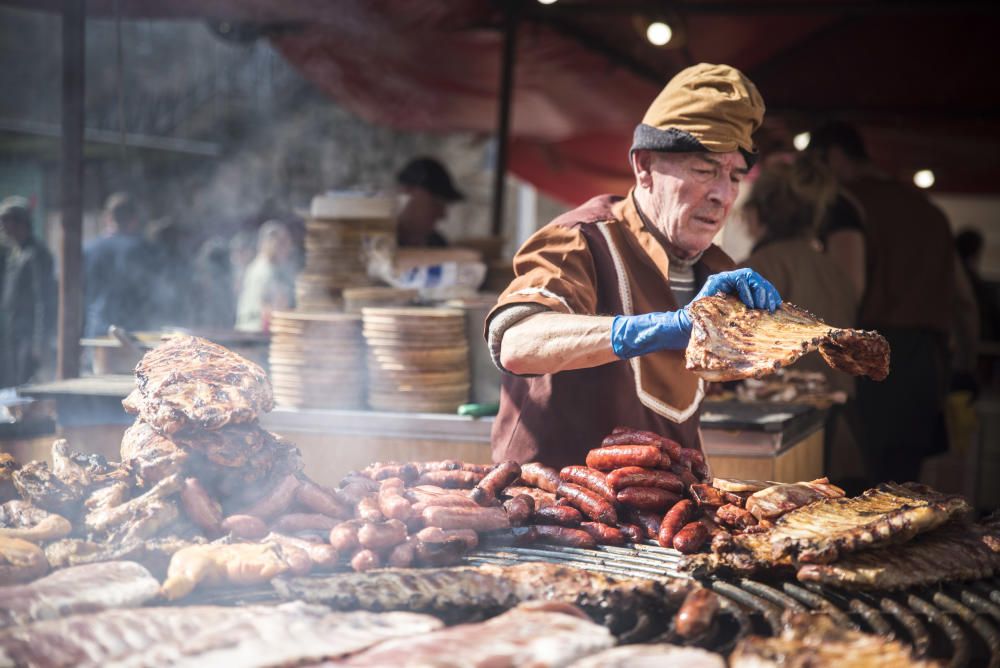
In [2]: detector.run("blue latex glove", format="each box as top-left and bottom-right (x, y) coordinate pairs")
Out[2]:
(610, 269), (782, 359)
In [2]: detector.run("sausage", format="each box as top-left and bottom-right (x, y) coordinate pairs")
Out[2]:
(329, 520), (363, 552)
(533, 525), (597, 549)
(268, 532), (339, 570)
(417, 461), (491, 474)
(272, 513), (340, 533)
(378, 479), (414, 521)
(675, 588), (720, 639)
(606, 467), (684, 494)
(221, 514), (268, 540)
(350, 548), (382, 572)
(678, 448), (710, 479)
(180, 477), (222, 534)
(275, 542), (313, 576)
(501, 486), (557, 509)
(533, 504), (583, 527)
(715, 503), (757, 530)
(295, 478), (351, 519)
(421, 505), (511, 532)
(669, 463), (699, 490)
(624, 508), (663, 540)
(585, 445), (662, 471)
(355, 495), (385, 522)
(471, 461), (522, 506)
(502, 494), (535, 526)
(617, 523), (645, 544)
(386, 538), (416, 567)
(357, 519), (408, 550)
(413, 537), (467, 567)
(415, 470), (484, 489)
(601, 429), (683, 462)
(616, 486), (681, 511)
(338, 479), (379, 505)
(559, 466), (616, 501)
(518, 462), (562, 493)
(416, 526), (479, 549)
(579, 522), (625, 546)
(658, 499), (694, 548)
(672, 520), (709, 553)
(556, 482), (618, 525)
(363, 462), (419, 483)
(409, 494), (478, 514)
(242, 474), (300, 520)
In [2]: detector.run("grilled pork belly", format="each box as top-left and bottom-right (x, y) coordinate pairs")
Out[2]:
(128, 334), (274, 434)
(685, 295), (890, 382)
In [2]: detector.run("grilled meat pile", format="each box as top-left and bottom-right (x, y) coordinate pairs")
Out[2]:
(685, 294), (890, 382)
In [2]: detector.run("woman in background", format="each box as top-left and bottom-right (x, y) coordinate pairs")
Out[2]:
(235, 221), (295, 332)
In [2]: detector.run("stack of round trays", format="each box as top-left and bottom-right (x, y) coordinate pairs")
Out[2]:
(362, 307), (470, 413)
(343, 287), (419, 314)
(269, 311), (366, 409)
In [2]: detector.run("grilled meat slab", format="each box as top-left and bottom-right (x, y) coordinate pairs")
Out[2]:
(44, 535), (202, 578)
(0, 602), (441, 668)
(685, 295), (890, 382)
(768, 482), (971, 564)
(120, 421), (190, 485)
(0, 561), (159, 629)
(341, 601), (614, 667)
(730, 612), (938, 667)
(682, 530), (795, 577)
(128, 335), (274, 434)
(796, 520), (1000, 590)
(568, 644), (726, 668)
(0, 500), (71, 542)
(745, 478), (845, 521)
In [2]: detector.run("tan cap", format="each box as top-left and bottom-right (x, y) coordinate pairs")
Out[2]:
(631, 63), (765, 165)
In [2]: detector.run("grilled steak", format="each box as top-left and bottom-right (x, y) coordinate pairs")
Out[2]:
(796, 520), (1000, 590)
(745, 478), (845, 521)
(768, 482), (971, 564)
(730, 612), (937, 667)
(685, 295), (890, 382)
(342, 601), (614, 667)
(120, 420), (190, 485)
(128, 335), (274, 434)
(0, 536), (48, 585)
(0, 602), (441, 667)
(567, 644), (726, 668)
(0, 561), (159, 629)
(0, 500), (71, 542)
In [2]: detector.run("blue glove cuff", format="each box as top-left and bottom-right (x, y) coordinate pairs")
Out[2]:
(611, 310), (692, 360)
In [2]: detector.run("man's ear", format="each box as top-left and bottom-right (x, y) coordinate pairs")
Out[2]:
(630, 150), (655, 191)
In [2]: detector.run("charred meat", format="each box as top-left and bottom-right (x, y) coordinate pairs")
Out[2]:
(0, 500), (71, 542)
(120, 420), (190, 485)
(745, 478), (845, 521)
(0, 536), (48, 585)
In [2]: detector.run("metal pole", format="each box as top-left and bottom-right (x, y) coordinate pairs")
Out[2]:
(58, 0), (84, 379)
(489, 0), (519, 238)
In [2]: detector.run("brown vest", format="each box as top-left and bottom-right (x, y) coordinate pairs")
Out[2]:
(488, 192), (733, 468)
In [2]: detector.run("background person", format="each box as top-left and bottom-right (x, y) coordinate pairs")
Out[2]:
(235, 221), (296, 332)
(395, 157), (464, 247)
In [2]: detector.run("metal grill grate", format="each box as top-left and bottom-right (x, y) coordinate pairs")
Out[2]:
(468, 541), (1000, 668)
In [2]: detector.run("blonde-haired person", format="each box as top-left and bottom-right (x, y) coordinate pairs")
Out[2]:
(235, 221), (296, 332)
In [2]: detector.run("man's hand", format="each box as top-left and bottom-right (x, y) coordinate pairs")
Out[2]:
(610, 269), (782, 360)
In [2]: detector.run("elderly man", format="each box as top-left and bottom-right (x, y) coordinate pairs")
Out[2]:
(485, 63), (781, 468)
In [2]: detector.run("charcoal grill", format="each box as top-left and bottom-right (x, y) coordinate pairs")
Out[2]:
(467, 541), (1000, 667)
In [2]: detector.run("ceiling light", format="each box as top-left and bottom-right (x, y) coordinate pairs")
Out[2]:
(793, 132), (810, 151)
(646, 21), (672, 46)
(537, 0), (558, 4)
(913, 169), (935, 189)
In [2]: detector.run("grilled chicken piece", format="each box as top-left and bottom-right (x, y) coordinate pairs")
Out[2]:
(0, 536), (48, 585)
(730, 612), (937, 667)
(84, 473), (182, 543)
(342, 601), (613, 667)
(0, 561), (159, 629)
(0, 500), (72, 542)
(769, 482), (971, 564)
(129, 335), (273, 434)
(685, 295), (890, 382)
(745, 478), (845, 521)
(0, 601), (442, 667)
(120, 420), (190, 485)
(160, 541), (296, 600)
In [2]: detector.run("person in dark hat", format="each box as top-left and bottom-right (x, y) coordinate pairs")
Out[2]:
(484, 63), (782, 469)
(395, 157), (464, 247)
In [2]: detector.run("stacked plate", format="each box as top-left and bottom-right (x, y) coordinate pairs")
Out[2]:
(269, 311), (366, 409)
(363, 307), (471, 413)
(343, 287), (419, 314)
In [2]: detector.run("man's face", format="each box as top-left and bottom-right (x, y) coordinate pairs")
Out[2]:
(645, 151), (748, 257)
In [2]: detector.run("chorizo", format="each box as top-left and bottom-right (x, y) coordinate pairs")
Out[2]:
(415, 470), (484, 489)
(657, 499), (693, 548)
(675, 588), (720, 639)
(355, 495), (385, 522)
(415, 526), (479, 549)
(556, 482), (618, 525)
(221, 514), (267, 540)
(180, 477), (222, 534)
(532, 504), (583, 527)
(624, 508), (664, 540)
(386, 538), (416, 568)
(501, 486), (557, 509)
(421, 505), (510, 532)
(579, 522), (625, 546)
(533, 525), (597, 549)
(362, 462), (419, 483)
(295, 478), (351, 519)
(606, 467), (683, 494)
(669, 463), (699, 489)
(617, 523), (645, 544)
(272, 513), (340, 534)
(350, 548), (382, 572)
(601, 429), (683, 462)
(413, 537), (467, 567)
(329, 520), (363, 552)
(338, 479), (379, 506)
(672, 521), (709, 553)
(502, 494), (535, 526)
(409, 494), (478, 514)
(242, 474), (300, 520)
(518, 462), (561, 493)
(678, 448), (709, 479)
(559, 466), (616, 501)
(471, 461), (521, 506)
(415, 461), (490, 474)
(616, 486), (681, 511)
(585, 445), (662, 471)
(357, 519), (407, 551)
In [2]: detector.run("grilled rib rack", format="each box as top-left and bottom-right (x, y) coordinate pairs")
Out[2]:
(468, 541), (1000, 668)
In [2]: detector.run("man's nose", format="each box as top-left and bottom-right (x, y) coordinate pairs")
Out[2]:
(707, 174), (736, 206)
